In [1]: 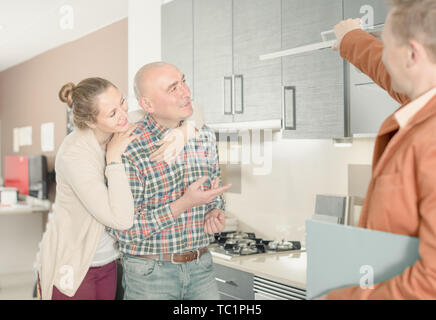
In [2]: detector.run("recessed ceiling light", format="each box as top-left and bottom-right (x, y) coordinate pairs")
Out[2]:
(0, 25), (4, 31)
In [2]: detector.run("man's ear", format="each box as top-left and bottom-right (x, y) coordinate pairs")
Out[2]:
(138, 96), (154, 114)
(407, 40), (422, 68)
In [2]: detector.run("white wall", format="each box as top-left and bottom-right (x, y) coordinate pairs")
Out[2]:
(0, 214), (43, 274)
(128, 0), (162, 111)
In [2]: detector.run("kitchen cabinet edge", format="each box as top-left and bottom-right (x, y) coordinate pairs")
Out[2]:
(208, 119), (282, 131)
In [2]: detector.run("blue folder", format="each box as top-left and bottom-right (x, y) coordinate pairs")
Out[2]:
(305, 219), (420, 299)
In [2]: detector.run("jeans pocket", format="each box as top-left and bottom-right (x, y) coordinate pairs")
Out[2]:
(123, 256), (156, 277)
(197, 251), (213, 271)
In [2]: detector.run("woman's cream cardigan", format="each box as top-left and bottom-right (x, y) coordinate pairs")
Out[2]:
(35, 127), (134, 300)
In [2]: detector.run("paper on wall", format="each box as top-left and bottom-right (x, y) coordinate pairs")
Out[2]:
(13, 128), (20, 152)
(41, 122), (54, 152)
(19, 126), (32, 146)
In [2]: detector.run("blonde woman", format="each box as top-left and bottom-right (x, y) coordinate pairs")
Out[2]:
(34, 78), (139, 300)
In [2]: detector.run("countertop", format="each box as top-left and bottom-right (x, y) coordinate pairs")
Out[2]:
(211, 248), (307, 290)
(0, 197), (50, 215)
(0, 204), (49, 215)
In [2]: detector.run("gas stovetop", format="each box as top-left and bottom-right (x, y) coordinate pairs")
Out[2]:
(209, 231), (302, 258)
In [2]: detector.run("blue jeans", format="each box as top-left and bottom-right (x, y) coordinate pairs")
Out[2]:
(121, 250), (219, 300)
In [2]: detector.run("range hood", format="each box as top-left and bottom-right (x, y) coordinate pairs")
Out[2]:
(259, 24), (384, 61)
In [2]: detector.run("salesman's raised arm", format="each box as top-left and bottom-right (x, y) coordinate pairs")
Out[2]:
(333, 18), (410, 105)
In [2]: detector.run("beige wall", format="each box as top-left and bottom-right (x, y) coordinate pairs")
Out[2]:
(0, 19), (127, 274)
(0, 18), (128, 185)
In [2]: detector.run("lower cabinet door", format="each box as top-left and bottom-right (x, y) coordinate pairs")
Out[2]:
(218, 291), (240, 300)
(214, 263), (254, 300)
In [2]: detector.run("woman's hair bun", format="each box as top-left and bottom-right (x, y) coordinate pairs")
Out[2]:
(59, 82), (75, 108)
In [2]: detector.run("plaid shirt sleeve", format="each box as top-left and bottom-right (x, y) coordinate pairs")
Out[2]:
(116, 152), (177, 242)
(206, 133), (226, 213)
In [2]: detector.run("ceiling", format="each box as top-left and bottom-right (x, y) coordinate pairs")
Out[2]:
(0, 0), (128, 72)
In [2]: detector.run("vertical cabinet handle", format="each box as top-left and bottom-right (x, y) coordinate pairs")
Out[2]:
(224, 76), (233, 115)
(234, 74), (244, 114)
(282, 86), (296, 130)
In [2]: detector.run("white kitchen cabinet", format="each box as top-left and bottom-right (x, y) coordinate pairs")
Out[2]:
(163, 0), (282, 127)
(280, 0), (392, 139)
(161, 0), (194, 94)
(162, 0), (392, 137)
(192, 0), (233, 125)
(281, 0), (346, 139)
(232, 0), (282, 123)
(349, 65), (400, 137)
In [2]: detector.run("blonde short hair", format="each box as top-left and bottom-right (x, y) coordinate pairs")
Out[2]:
(387, 0), (436, 62)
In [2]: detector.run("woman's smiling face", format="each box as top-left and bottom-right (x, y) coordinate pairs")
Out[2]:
(93, 86), (130, 133)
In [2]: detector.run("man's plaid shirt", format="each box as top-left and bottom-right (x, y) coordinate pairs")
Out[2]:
(108, 114), (225, 255)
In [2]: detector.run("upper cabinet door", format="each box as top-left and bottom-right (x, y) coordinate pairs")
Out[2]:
(282, 0), (343, 47)
(232, 0), (282, 123)
(193, 0), (233, 125)
(343, 0), (390, 27)
(281, 0), (345, 139)
(162, 0), (194, 94)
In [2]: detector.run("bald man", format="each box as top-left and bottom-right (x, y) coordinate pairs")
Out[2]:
(110, 62), (230, 300)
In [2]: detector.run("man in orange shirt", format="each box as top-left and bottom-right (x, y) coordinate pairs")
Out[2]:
(326, 0), (436, 299)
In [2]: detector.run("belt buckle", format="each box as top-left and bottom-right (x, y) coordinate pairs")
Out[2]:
(170, 253), (183, 264)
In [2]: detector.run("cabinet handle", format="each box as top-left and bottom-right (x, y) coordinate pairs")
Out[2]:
(234, 74), (244, 114)
(282, 86), (296, 130)
(224, 76), (233, 115)
(215, 277), (238, 287)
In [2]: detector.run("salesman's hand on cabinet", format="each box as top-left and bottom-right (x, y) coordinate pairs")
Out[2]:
(332, 18), (362, 51)
(204, 209), (226, 234)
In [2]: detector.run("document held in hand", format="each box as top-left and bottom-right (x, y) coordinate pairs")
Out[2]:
(305, 219), (420, 300)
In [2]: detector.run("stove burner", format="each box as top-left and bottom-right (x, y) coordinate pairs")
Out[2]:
(267, 240), (302, 251)
(240, 246), (258, 255)
(213, 231), (301, 256)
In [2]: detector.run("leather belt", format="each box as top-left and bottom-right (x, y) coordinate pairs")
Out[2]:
(134, 247), (208, 264)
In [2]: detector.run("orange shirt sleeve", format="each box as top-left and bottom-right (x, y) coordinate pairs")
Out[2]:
(339, 29), (410, 105)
